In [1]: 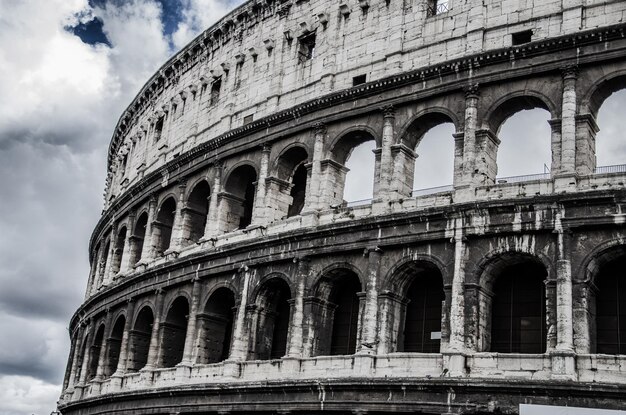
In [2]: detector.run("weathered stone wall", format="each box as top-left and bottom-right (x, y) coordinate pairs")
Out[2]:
(61, 1), (626, 414)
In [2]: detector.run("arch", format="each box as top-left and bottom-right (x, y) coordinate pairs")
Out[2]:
(223, 164), (258, 230)
(129, 211), (148, 266)
(159, 296), (189, 368)
(183, 179), (211, 245)
(483, 93), (557, 134)
(311, 266), (362, 356)
(197, 287), (236, 364)
(581, 243), (626, 354)
(98, 238), (111, 287)
(251, 277), (292, 360)
(87, 324), (105, 380)
(154, 197), (176, 255)
(398, 108), (461, 150)
(128, 305), (154, 371)
(478, 252), (547, 353)
(386, 260), (445, 353)
(582, 72), (626, 117)
(329, 128), (377, 165)
(272, 145), (309, 219)
(75, 332), (90, 383)
(104, 315), (126, 377)
(110, 226), (127, 275)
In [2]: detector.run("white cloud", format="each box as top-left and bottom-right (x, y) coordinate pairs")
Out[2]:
(0, 375), (61, 415)
(171, 0), (235, 50)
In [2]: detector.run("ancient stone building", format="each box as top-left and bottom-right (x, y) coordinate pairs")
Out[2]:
(60, 0), (626, 413)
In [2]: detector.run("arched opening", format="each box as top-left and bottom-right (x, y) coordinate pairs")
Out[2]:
(183, 180), (210, 245)
(98, 239), (110, 287)
(396, 262), (445, 353)
(87, 324), (105, 380)
(483, 257), (547, 353)
(224, 165), (257, 231)
(160, 297), (189, 368)
(154, 197), (176, 255)
(110, 227), (127, 275)
(129, 212), (148, 266)
(288, 163), (307, 217)
(595, 88), (626, 168)
(331, 131), (376, 204)
(127, 306), (153, 371)
(253, 278), (292, 360)
(104, 315), (125, 377)
(401, 113), (456, 195)
(197, 288), (235, 364)
(270, 146), (309, 221)
(594, 254), (626, 354)
(489, 97), (552, 181)
(75, 334), (89, 383)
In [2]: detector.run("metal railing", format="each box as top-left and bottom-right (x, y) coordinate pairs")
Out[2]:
(345, 198), (373, 208)
(495, 172), (551, 184)
(411, 184), (454, 197)
(594, 164), (626, 174)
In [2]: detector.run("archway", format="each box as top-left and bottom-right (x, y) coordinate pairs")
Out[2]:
(224, 165), (257, 231)
(197, 288), (235, 364)
(127, 306), (153, 371)
(154, 197), (176, 255)
(129, 212), (148, 266)
(160, 297), (189, 368)
(596, 88), (626, 169)
(271, 146), (309, 220)
(104, 315), (125, 377)
(252, 278), (292, 360)
(87, 324), (105, 380)
(110, 227), (127, 275)
(183, 180), (210, 245)
(331, 130), (376, 204)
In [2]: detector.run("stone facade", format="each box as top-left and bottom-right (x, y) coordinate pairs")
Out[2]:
(61, 0), (626, 414)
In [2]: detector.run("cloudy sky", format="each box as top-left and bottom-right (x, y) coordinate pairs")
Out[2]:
(0, 1), (626, 414)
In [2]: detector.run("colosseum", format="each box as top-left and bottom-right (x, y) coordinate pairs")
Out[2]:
(59, 0), (626, 413)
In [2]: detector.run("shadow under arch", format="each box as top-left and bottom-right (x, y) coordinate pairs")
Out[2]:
(475, 251), (548, 354)
(197, 286), (236, 364)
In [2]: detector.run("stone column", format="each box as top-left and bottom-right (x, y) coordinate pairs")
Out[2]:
(103, 225), (118, 286)
(452, 132), (465, 187)
(575, 114), (599, 176)
(112, 299), (136, 376)
(167, 180), (188, 254)
(359, 247), (382, 353)
(287, 257), (309, 357)
(446, 216), (467, 376)
(180, 278), (201, 366)
(204, 162), (223, 239)
(138, 195), (158, 264)
(303, 123), (326, 212)
(228, 265), (253, 361)
(377, 105), (395, 200)
(549, 119), (562, 175)
(559, 66), (577, 176)
(94, 311), (114, 380)
(64, 323), (86, 391)
(459, 85), (480, 193)
(252, 144), (271, 225)
(143, 289), (165, 370)
(551, 207), (576, 379)
(119, 211), (135, 274)
(77, 321), (96, 385)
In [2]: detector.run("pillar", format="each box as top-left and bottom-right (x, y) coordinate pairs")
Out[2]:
(549, 119), (562, 175)
(303, 123), (326, 212)
(377, 105), (395, 200)
(446, 216), (467, 376)
(575, 114), (599, 176)
(452, 132), (465, 187)
(94, 311), (114, 381)
(204, 162), (223, 239)
(287, 257), (309, 357)
(64, 323), (86, 391)
(77, 321), (96, 385)
(252, 144), (271, 225)
(460, 84), (480, 191)
(229, 266), (253, 361)
(143, 289), (165, 369)
(103, 225), (119, 285)
(167, 180), (188, 253)
(559, 66), (577, 176)
(552, 207), (576, 378)
(119, 212), (136, 274)
(180, 278), (201, 365)
(359, 247), (382, 353)
(138, 195), (158, 264)
(112, 299), (136, 376)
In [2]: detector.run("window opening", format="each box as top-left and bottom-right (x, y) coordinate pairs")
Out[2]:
(427, 0), (448, 16)
(298, 32), (316, 63)
(352, 74), (366, 86)
(330, 274), (361, 355)
(401, 269), (444, 352)
(161, 297), (189, 368)
(210, 79), (221, 106)
(512, 30), (533, 46)
(243, 114), (254, 125)
(596, 257), (626, 354)
(287, 163), (307, 217)
(154, 116), (164, 142)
